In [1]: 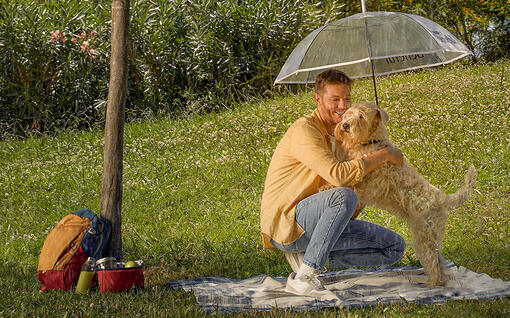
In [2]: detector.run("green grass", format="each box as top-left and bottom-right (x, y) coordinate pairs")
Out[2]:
(0, 60), (509, 316)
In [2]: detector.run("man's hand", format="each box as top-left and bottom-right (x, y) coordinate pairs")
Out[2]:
(362, 145), (404, 176)
(385, 145), (403, 166)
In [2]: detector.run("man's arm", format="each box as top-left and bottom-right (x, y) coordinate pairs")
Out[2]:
(362, 145), (403, 176)
(291, 121), (366, 187)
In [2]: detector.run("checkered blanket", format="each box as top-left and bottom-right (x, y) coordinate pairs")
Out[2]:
(169, 261), (510, 313)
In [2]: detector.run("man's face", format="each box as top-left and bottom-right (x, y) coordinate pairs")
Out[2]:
(315, 83), (351, 131)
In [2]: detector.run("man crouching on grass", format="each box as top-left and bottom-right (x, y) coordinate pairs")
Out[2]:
(260, 69), (406, 300)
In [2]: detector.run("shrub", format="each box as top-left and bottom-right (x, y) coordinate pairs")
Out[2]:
(0, 0), (111, 136)
(0, 0), (316, 137)
(1, 0), (507, 137)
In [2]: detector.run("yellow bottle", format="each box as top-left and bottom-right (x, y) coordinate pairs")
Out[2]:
(76, 257), (96, 294)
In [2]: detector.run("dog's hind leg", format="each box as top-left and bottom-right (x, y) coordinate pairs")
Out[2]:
(407, 214), (446, 287)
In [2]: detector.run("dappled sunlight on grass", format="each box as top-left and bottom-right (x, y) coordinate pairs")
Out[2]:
(0, 60), (509, 316)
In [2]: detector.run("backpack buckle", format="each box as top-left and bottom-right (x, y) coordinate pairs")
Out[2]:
(87, 227), (98, 237)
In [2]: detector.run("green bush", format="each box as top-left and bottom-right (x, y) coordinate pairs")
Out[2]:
(0, 0), (316, 137)
(1, 0), (508, 138)
(0, 0), (111, 135)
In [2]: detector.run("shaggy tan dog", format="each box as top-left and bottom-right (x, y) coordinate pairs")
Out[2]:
(335, 102), (477, 287)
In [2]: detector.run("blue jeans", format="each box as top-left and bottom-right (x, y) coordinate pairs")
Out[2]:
(271, 187), (406, 271)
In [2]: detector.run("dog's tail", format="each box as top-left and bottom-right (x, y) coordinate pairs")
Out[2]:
(444, 165), (477, 208)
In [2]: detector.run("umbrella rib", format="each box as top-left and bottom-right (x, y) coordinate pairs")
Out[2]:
(300, 24), (328, 83)
(400, 13), (472, 59)
(274, 25), (328, 85)
(401, 13), (443, 50)
(363, 13), (379, 105)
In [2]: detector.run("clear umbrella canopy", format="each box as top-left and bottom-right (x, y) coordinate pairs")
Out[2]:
(275, 11), (472, 85)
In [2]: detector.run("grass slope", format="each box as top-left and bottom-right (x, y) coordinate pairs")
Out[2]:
(0, 60), (509, 316)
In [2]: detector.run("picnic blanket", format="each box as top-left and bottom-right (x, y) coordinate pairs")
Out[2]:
(169, 261), (510, 313)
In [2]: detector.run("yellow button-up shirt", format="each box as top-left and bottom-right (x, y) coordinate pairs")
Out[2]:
(260, 108), (366, 249)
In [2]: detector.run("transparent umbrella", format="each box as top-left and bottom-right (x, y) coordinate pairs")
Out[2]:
(274, 2), (472, 104)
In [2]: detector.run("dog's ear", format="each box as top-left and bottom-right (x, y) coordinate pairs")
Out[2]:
(361, 102), (389, 124)
(378, 107), (390, 124)
(334, 122), (343, 140)
(370, 109), (382, 135)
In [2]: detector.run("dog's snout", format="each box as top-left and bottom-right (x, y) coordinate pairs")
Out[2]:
(342, 122), (350, 131)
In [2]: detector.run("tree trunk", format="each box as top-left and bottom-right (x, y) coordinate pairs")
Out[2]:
(100, 0), (130, 260)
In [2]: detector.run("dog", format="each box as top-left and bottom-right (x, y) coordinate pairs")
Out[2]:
(334, 102), (477, 286)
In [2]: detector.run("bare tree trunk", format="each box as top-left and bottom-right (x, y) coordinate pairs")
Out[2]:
(100, 0), (130, 260)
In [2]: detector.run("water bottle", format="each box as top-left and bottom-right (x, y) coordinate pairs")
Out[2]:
(76, 257), (96, 294)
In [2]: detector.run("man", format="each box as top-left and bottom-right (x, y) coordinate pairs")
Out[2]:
(260, 69), (406, 299)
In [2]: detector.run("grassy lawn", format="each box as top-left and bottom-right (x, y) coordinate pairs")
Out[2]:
(0, 60), (509, 316)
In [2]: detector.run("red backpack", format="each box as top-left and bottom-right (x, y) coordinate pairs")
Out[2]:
(37, 209), (111, 291)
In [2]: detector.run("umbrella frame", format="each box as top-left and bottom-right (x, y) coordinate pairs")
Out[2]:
(274, 0), (472, 105)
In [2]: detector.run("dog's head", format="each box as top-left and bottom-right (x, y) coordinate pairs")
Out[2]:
(335, 102), (390, 146)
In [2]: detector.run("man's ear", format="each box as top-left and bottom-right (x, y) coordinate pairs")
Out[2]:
(314, 93), (321, 106)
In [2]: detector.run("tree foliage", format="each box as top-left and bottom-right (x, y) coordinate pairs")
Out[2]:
(0, 0), (508, 137)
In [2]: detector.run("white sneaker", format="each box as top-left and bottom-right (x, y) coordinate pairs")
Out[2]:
(284, 252), (304, 273)
(285, 272), (338, 301)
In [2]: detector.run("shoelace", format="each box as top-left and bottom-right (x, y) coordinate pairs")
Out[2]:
(303, 274), (326, 291)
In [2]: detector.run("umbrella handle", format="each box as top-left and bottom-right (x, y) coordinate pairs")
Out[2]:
(371, 73), (379, 106)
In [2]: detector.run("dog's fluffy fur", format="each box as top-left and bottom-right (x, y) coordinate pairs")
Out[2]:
(334, 102), (477, 286)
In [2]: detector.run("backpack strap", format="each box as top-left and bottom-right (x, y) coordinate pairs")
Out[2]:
(76, 209), (111, 259)
(91, 219), (105, 258)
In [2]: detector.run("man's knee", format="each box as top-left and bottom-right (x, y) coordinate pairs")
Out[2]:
(396, 234), (407, 256)
(391, 234), (407, 263)
(327, 187), (358, 215)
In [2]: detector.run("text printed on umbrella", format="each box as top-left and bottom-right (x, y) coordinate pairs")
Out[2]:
(431, 31), (458, 45)
(385, 54), (425, 64)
